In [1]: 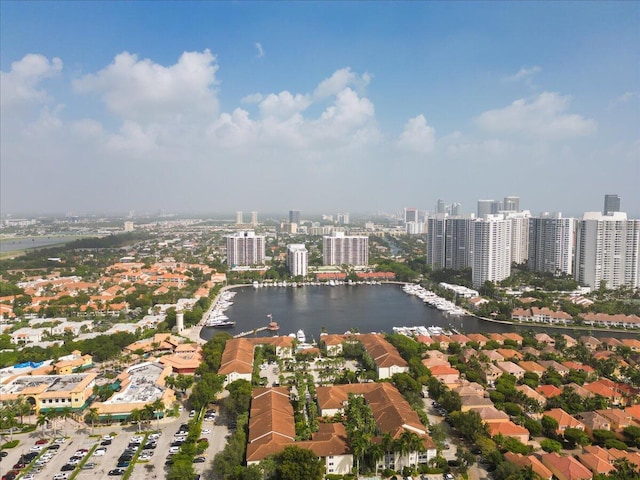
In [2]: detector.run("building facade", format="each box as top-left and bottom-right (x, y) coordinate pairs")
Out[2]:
(445, 216), (475, 270)
(287, 244), (308, 277)
(426, 214), (447, 270)
(289, 210), (301, 226)
(505, 211), (531, 264)
(575, 212), (640, 289)
(404, 207), (418, 224)
(323, 231), (368, 266)
(473, 214), (512, 287)
(528, 213), (575, 276)
(603, 194), (620, 215)
(226, 231), (266, 267)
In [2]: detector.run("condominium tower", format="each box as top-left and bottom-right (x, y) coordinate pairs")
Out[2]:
(445, 216), (475, 270)
(528, 213), (575, 276)
(603, 194), (621, 216)
(472, 214), (512, 288)
(226, 231), (266, 267)
(426, 214), (447, 270)
(286, 244), (308, 277)
(323, 231), (368, 266)
(575, 212), (640, 289)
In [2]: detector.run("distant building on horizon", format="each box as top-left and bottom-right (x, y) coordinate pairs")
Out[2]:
(226, 231), (265, 267)
(236, 211), (243, 225)
(124, 221), (134, 232)
(287, 244), (308, 277)
(575, 211), (640, 289)
(323, 231), (368, 266)
(503, 196), (520, 212)
(404, 207), (418, 224)
(250, 211), (258, 226)
(289, 210), (301, 226)
(337, 213), (350, 225)
(603, 194), (621, 216)
(528, 213), (575, 276)
(477, 199), (502, 218)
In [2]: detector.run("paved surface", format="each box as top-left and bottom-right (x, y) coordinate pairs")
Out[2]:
(1, 409), (229, 480)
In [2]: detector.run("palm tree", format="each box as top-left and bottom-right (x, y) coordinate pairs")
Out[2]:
(129, 408), (143, 433)
(85, 408), (100, 433)
(36, 412), (49, 438)
(46, 410), (59, 437)
(381, 432), (395, 471)
(366, 440), (384, 476)
(59, 407), (73, 436)
(14, 398), (32, 425)
(152, 399), (165, 430)
(350, 433), (370, 478)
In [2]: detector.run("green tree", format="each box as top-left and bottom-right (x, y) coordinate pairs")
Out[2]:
(84, 407), (100, 433)
(540, 439), (562, 453)
(272, 445), (324, 480)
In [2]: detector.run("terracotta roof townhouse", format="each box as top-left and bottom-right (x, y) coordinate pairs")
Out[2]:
(496, 361), (526, 380)
(487, 421), (530, 443)
(504, 452), (552, 480)
(596, 409), (633, 431)
(358, 334), (409, 379)
(518, 361), (547, 376)
(543, 408), (586, 435)
(541, 453), (592, 480)
(576, 451), (615, 475)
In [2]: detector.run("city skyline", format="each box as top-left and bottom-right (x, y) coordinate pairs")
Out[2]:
(1, 2), (638, 216)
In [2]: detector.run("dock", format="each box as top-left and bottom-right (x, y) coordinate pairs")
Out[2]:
(234, 326), (269, 338)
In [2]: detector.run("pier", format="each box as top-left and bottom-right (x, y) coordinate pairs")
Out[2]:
(233, 321), (280, 338)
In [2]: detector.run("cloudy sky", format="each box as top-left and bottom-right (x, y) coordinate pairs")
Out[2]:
(1, 2), (638, 217)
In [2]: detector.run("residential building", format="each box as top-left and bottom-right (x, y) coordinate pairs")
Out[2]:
(426, 214), (447, 270)
(575, 212), (640, 289)
(528, 213), (575, 276)
(445, 216), (475, 270)
(477, 199), (502, 217)
(236, 211), (243, 225)
(250, 211), (258, 225)
(337, 213), (350, 225)
(472, 214), (512, 287)
(286, 244), (308, 277)
(503, 196), (520, 212)
(505, 210), (531, 264)
(226, 231), (266, 267)
(405, 221), (425, 235)
(323, 231), (368, 266)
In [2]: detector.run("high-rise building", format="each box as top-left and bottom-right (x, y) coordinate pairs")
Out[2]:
(472, 214), (512, 288)
(575, 212), (640, 289)
(603, 194), (621, 215)
(406, 221), (425, 235)
(436, 200), (447, 214)
(323, 231), (368, 266)
(426, 214), (447, 270)
(289, 210), (301, 226)
(503, 196), (520, 212)
(337, 213), (350, 225)
(528, 213), (575, 276)
(250, 211), (258, 226)
(505, 211), (531, 264)
(450, 203), (462, 216)
(287, 244), (308, 277)
(477, 199), (502, 218)
(236, 211), (243, 225)
(404, 207), (418, 224)
(226, 231), (265, 267)
(445, 216), (475, 270)
(123, 221), (134, 232)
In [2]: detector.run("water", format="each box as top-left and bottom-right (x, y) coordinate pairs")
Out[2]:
(200, 284), (639, 342)
(0, 236), (83, 253)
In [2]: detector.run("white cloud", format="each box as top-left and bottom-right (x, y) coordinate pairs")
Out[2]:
(397, 115), (436, 153)
(241, 93), (264, 104)
(258, 91), (311, 119)
(255, 42), (265, 59)
(505, 65), (541, 82)
(74, 49), (219, 123)
(0, 54), (63, 111)
(475, 92), (596, 139)
(616, 91), (639, 102)
(313, 67), (371, 99)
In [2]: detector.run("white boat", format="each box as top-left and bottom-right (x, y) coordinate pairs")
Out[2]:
(296, 329), (306, 343)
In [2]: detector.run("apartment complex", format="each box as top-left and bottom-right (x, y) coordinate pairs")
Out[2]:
(286, 244), (308, 277)
(226, 231), (266, 267)
(528, 213), (575, 276)
(426, 214), (447, 270)
(322, 231), (368, 266)
(575, 212), (640, 289)
(472, 214), (512, 287)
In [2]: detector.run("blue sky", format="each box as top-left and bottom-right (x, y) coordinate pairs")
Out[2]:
(1, 2), (638, 216)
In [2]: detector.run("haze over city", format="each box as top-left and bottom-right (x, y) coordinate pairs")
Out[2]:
(1, 2), (638, 216)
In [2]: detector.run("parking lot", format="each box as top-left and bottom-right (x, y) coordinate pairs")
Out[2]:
(1, 409), (229, 480)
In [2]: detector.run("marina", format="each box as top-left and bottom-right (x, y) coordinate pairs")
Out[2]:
(402, 283), (469, 316)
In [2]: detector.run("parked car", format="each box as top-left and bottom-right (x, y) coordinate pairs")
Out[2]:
(53, 474), (70, 480)
(82, 463), (96, 470)
(108, 469), (125, 476)
(35, 438), (49, 445)
(61, 464), (76, 471)
(193, 457), (206, 463)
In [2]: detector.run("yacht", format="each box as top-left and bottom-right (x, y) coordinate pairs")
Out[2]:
(296, 329), (306, 343)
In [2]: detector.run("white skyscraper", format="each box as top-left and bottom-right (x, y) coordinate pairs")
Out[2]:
(575, 212), (640, 289)
(323, 231), (368, 266)
(505, 211), (531, 264)
(472, 214), (512, 288)
(528, 213), (575, 276)
(287, 244), (308, 277)
(250, 211), (258, 225)
(406, 221), (425, 235)
(426, 214), (447, 270)
(226, 231), (265, 267)
(236, 211), (243, 225)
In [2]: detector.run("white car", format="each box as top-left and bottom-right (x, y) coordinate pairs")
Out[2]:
(53, 474), (69, 480)
(168, 446), (180, 454)
(54, 438), (67, 444)
(201, 429), (211, 435)
(93, 448), (106, 457)
(131, 436), (143, 442)
(22, 475), (36, 480)
(148, 433), (161, 440)
(30, 445), (44, 452)
(102, 435), (114, 441)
